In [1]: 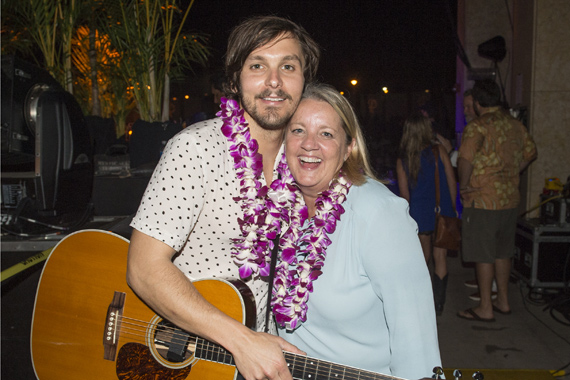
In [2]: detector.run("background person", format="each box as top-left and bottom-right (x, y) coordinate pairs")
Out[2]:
(396, 114), (457, 315)
(274, 83), (441, 380)
(457, 79), (537, 322)
(127, 15), (320, 380)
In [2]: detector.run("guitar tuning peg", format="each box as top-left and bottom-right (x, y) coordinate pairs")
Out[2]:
(472, 371), (484, 380)
(432, 366), (444, 379)
(453, 369), (462, 380)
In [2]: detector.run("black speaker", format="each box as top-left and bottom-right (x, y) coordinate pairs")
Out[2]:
(1, 55), (93, 227)
(129, 119), (182, 169)
(477, 36), (506, 62)
(1, 55), (62, 165)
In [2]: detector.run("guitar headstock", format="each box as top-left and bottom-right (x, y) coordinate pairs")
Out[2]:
(431, 368), (484, 380)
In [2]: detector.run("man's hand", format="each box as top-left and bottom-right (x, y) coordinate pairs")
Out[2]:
(230, 330), (305, 380)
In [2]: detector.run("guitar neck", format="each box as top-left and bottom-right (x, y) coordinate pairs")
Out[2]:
(195, 337), (403, 380)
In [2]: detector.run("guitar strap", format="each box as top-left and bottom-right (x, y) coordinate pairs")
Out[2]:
(264, 235), (280, 333)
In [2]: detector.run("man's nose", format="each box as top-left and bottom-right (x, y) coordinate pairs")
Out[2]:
(265, 68), (282, 89)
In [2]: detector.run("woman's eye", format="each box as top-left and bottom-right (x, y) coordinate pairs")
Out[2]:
(322, 131), (333, 138)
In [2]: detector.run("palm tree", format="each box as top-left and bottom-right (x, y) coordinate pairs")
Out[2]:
(3, 0), (210, 134)
(99, 0), (210, 122)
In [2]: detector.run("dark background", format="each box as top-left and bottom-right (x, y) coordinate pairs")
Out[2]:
(184, 0), (458, 95)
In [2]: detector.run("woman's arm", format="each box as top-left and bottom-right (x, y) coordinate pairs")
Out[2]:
(396, 158), (410, 202)
(438, 144), (457, 211)
(361, 194), (441, 380)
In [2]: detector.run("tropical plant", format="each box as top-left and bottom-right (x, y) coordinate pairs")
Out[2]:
(3, 0), (87, 92)
(99, 0), (210, 122)
(72, 25), (135, 136)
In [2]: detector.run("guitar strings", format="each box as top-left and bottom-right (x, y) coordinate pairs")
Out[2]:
(283, 352), (398, 380)
(112, 315), (400, 380)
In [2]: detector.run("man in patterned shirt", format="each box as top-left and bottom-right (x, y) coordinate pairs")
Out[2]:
(127, 16), (320, 380)
(457, 79), (537, 322)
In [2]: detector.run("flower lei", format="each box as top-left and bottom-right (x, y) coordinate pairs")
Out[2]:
(217, 97), (352, 331)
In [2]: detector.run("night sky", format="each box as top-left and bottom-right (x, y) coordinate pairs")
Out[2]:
(185, 0), (458, 95)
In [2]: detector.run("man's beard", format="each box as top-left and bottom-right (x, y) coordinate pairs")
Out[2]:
(241, 89), (296, 130)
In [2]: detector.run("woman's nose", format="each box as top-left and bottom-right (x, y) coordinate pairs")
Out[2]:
(301, 133), (318, 150)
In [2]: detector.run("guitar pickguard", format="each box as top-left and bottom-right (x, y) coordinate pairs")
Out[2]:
(117, 343), (192, 380)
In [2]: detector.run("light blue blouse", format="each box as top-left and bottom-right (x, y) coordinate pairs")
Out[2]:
(278, 179), (442, 380)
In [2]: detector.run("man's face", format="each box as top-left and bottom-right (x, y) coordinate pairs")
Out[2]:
(239, 36), (305, 131)
(463, 95), (476, 122)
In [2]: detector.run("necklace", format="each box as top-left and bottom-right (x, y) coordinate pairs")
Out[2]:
(218, 97), (352, 330)
(218, 97), (281, 279)
(271, 161), (351, 330)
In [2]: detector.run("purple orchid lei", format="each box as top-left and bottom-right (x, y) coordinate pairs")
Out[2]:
(217, 97), (352, 330)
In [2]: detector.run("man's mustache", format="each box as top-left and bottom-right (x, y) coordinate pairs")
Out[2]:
(255, 90), (292, 101)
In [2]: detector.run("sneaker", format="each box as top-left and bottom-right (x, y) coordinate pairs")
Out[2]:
(469, 291), (498, 301)
(464, 279), (478, 288)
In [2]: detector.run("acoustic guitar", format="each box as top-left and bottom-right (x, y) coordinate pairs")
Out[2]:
(31, 230), (472, 380)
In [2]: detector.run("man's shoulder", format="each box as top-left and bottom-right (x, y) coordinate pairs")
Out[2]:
(181, 117), (224, 137)
(172, 117), (227, 147)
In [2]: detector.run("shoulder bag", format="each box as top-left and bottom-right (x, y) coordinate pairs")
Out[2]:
(432, 146), (461, 251)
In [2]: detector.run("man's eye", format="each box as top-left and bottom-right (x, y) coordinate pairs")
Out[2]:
(251, 64), (262, 69)
(283, 64), (295, 71)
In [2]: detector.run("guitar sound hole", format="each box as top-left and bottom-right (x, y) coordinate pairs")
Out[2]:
(153, 320), (196, 363)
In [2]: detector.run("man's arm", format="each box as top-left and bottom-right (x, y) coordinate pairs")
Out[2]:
(457, 157), (473, 191)
(126, 229), (303, 380)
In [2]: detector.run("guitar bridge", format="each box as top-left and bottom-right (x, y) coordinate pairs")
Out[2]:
(103, 291), (125, 361)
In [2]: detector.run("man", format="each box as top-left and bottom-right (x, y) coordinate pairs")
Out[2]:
(457, 79), (537, 322)
(463, 89), (477, 124)
(461, 87), (495, 297)
(127, 16), (320, 380)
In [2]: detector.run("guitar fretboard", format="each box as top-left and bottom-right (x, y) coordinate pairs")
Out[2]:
(195, 338), (402, 380)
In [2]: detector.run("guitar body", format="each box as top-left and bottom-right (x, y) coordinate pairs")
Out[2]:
(31, 230), (253, 380)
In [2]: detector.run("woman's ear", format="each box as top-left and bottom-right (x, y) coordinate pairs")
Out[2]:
(345, 138), (356, 161)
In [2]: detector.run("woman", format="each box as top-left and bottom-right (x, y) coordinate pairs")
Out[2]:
(396, 115), (457, 315)
(269, 83), (441, 380)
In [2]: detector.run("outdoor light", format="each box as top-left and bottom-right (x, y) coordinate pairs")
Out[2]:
(382, 87), (388, 94)
(351, 80), (358, 86)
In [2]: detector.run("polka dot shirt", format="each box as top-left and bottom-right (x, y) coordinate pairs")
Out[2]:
(131, 118), (281, 332)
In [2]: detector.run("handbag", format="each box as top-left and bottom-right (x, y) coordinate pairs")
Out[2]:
(432, 146), (461, 251)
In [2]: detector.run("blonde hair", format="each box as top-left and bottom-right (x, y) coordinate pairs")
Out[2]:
(399, 114), (434, 184)
(301, 82), (376, 185)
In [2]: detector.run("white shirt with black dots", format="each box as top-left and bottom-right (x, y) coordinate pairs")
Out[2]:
(131, 117), (282, 332)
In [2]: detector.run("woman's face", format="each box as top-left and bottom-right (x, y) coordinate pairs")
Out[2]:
(285, 98), (354, 198)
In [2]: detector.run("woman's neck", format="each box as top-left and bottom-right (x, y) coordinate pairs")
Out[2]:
(303, 194), (318, 218)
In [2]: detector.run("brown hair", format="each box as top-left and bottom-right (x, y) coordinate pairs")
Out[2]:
(399, 114), (434, 185)
(223, 15), (320, 99)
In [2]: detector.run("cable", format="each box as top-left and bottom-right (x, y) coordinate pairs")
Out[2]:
(552, 359), (570, 378)
(503, 0), (515, 33)
(519, 281), (570, 344)
(519, 193), (563, 218)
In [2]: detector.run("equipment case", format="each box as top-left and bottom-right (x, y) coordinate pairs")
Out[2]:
(513, 218), (570, 289)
